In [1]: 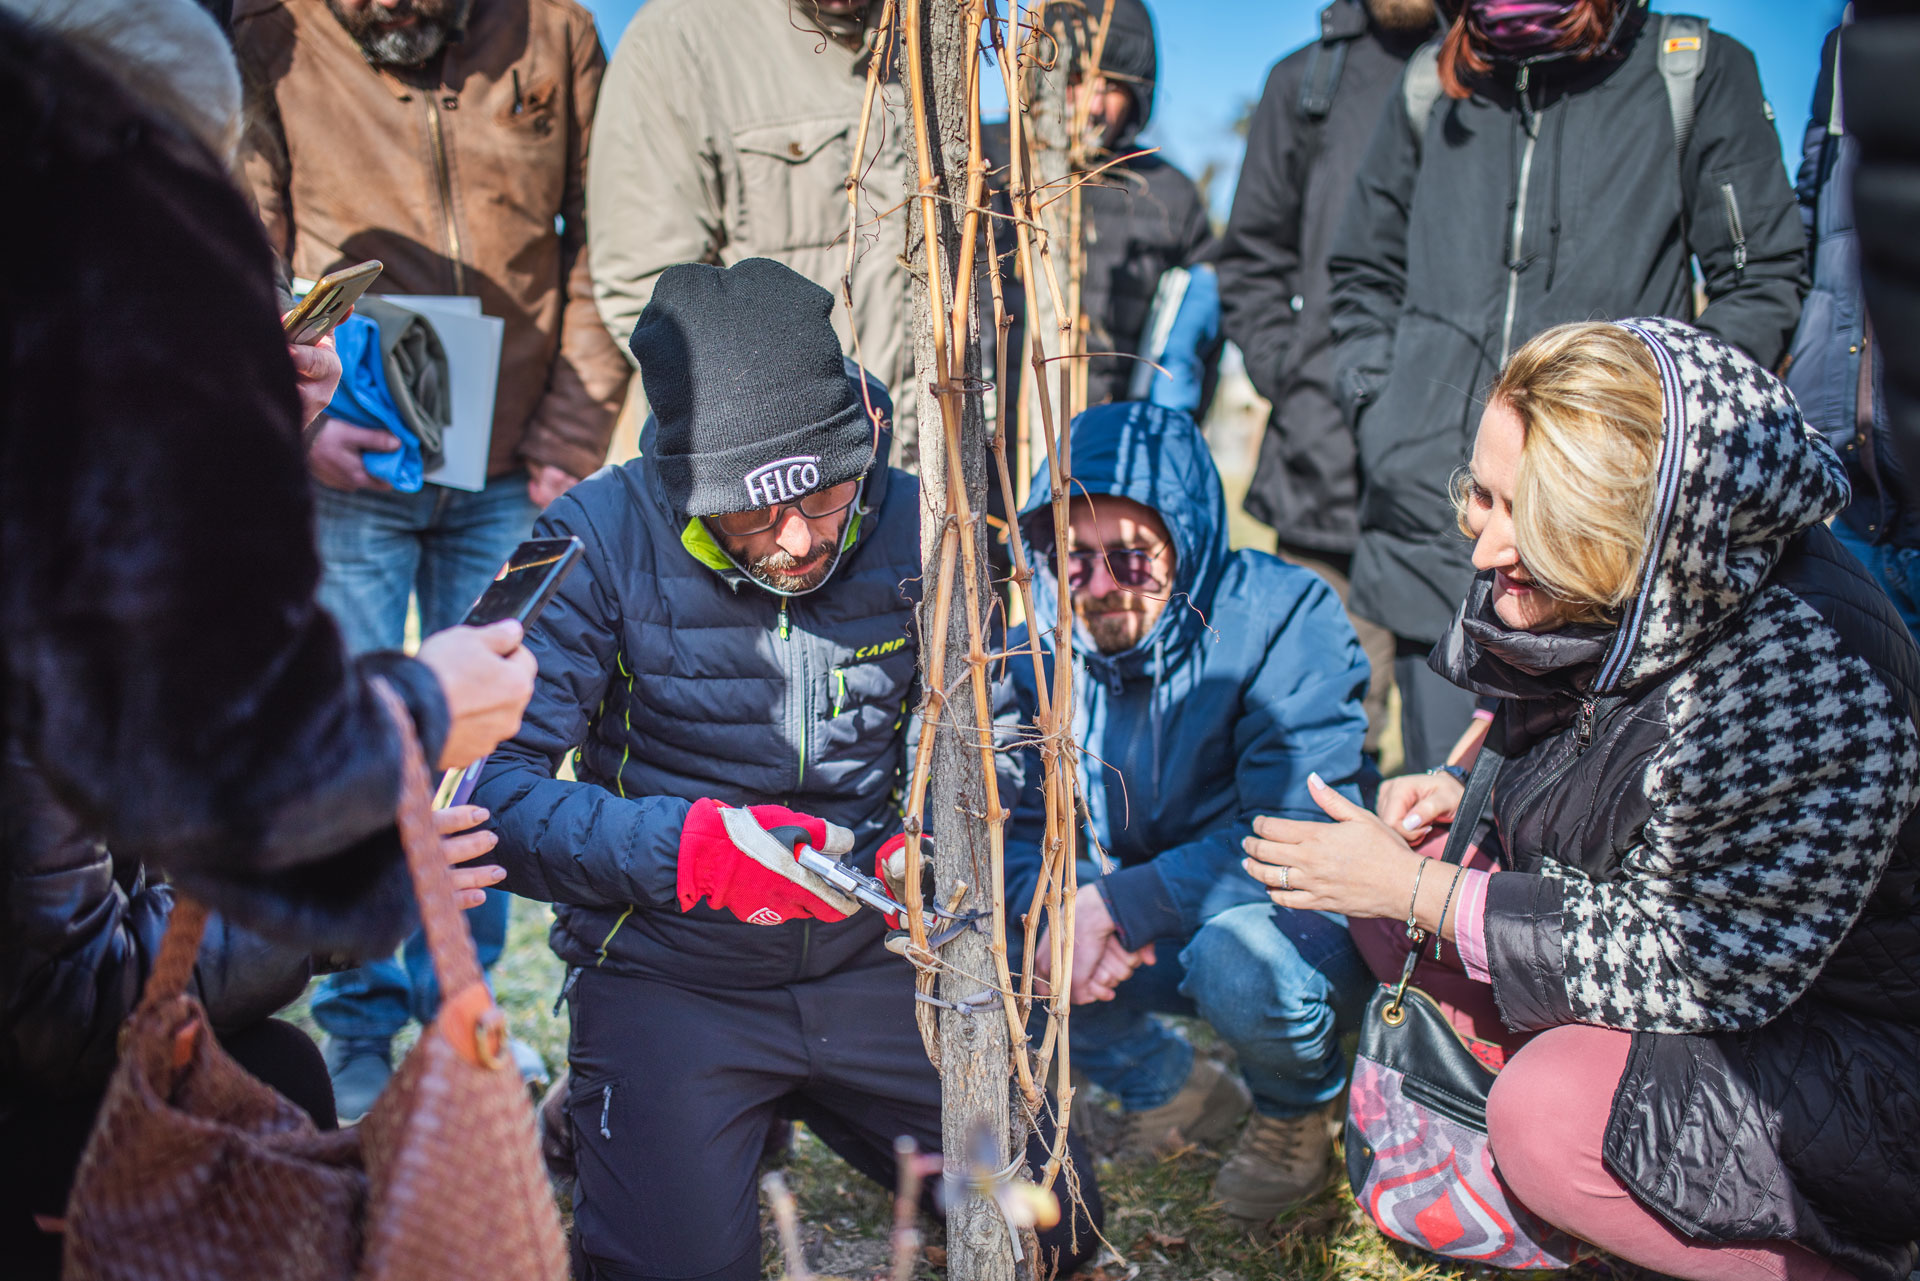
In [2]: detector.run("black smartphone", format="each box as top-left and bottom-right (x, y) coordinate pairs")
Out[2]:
(462, 537), (584, 629)
(434, 536), (584, 809)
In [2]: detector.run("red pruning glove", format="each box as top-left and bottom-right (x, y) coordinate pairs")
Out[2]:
(677, 799), (859, 926)
(875, 833), (910, 929)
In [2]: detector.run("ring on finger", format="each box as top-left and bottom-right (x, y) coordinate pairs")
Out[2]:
(1278, 865), (1291, 892)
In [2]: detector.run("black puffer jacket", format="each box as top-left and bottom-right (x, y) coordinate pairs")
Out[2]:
(1434, 319), (1920, 1278)
(1330, 4), (1806, 645)
(475, 415), (1019, 988)
(1219, 0), (1435, 555)
(1, 11), (451, 1110)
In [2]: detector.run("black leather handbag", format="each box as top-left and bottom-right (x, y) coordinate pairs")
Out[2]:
(1342, 745), (1577, 1269)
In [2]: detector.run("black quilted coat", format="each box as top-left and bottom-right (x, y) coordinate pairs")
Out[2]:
(1434, 319), (1920, 1278)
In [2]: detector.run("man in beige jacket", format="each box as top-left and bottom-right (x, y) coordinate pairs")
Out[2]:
(586, 0), (920, 465)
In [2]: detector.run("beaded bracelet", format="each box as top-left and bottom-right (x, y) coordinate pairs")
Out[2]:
(1433, 863), (1465, 961)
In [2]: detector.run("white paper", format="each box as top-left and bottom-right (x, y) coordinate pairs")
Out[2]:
(379, 294), (501, 493)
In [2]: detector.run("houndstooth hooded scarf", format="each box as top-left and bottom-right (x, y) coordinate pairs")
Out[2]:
(1527, 316), (1920, 1033)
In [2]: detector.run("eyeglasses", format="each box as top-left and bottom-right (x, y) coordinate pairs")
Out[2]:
(707, 479), (862, 538)
(1065, 545), (1169, 592)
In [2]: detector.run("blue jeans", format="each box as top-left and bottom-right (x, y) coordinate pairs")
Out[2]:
(1832, 520), (1920, 647)
(308, 472), (539, 1044)
(1071, 900), (1370, 1120)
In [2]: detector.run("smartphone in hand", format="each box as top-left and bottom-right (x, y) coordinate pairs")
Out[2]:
(282, 260), (384, 344)
(434, 537), (584, 809)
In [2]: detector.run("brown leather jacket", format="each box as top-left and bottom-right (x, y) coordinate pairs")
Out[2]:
(234, 0), (630, 480)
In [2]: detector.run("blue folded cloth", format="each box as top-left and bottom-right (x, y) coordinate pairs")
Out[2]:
(323, 311), (423, 492)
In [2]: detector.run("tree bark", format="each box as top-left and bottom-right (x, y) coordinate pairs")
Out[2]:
(899, 4), (1015, 1279)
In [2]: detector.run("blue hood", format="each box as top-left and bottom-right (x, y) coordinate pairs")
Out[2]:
(1018, 402), (1228, 682)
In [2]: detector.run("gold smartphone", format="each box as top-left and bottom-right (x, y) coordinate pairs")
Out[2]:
(281, 259), (384, 344)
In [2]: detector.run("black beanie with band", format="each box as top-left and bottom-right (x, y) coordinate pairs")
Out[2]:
(630, 257), (876, 517)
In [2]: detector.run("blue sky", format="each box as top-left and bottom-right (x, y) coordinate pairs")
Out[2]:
(579, 0), (1844, 218)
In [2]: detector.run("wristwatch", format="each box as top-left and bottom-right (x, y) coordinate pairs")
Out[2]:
(1430, 763), (1469, 787)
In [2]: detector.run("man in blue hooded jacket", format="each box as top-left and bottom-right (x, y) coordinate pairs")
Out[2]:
(1005, 402), (1372, 1224)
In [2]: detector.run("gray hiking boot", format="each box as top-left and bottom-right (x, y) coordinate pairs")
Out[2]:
(324, 1036), (393, 1124)
(1211, 1100), (1341, 1225)
(1119, 1056), (1252, 1156)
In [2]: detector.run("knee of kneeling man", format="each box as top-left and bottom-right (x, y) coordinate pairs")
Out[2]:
(1181, 908), (1327, 1035)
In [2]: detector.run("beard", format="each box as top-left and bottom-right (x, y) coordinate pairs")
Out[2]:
(745, 538), (841, 595)
(1366, 0), (1437, 33)
(328, 0), (470, 67)
(1074, 589), (1161, 655)
(793, 0), (874, 47)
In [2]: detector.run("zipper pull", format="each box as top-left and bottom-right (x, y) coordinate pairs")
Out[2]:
(778, 601), (790, 641)
(831, 667), (847, 719)
(1517, 64), (1531, 96)
(1576, 699), (1597, 747)
(552, 965), (582, 1018)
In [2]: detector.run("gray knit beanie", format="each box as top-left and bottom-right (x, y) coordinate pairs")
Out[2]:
(630, 257), (875, 517)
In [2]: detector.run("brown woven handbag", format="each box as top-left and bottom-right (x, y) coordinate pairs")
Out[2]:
(61, 681), (567, 1281)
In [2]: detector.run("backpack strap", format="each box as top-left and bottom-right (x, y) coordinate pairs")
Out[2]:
(1657, 14), (1708, 177)
(1402, 40), (1444, 160)
(1298, 36), (1350, 121)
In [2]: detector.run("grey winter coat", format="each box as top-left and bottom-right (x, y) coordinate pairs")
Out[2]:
(1330, 8), (1806, 644)
(1219, 0), (1434, 556)
(1434, 319), (1920, 1279)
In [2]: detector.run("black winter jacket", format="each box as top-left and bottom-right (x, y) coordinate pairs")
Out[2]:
(2, 13), (451, 1110)
(1434, 319), (1920, 1279)
(1786, 29), (1920, 550)
(1330, 8), (1806, 645)
(1218, 0), (1434, 556)
(475, 423), (1016, 987)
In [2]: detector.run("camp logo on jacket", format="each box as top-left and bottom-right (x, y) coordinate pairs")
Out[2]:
(744, 456), (822, 506)
(852, 637), (907, 662)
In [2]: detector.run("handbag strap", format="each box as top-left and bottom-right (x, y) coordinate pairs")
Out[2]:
(133, 680), (491, 1060)
(371, 678), (486, 1004)
(1437, 734), (1504, 868)
(1385, 725), (1505, 1017)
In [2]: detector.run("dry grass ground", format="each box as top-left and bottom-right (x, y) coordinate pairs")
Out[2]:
(421, 899), (1656, 1281)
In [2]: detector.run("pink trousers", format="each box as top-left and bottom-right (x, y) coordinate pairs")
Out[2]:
(1351, 918), (1853, 1280)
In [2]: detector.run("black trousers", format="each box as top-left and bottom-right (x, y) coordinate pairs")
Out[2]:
(565, 962), (1103, 1281)
(0, 1017), (334, 1281)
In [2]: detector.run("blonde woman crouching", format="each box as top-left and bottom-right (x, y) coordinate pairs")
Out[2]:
(1244, 318), (1920, 1280)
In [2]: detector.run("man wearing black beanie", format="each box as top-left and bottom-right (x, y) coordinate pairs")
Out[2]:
(473, 258), (1100, 1280)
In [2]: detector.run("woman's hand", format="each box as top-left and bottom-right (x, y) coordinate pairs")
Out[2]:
(416, 620), (538, 770)
(437, 804), (506, 909)
(1376, 770), (1466, 846)
(1242, 773), (1429, 922)
(285, 326), (343, 430)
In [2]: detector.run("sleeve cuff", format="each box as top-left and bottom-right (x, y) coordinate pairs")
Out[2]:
(355, 652), (450, 767)
(1097, 862), (1188, 951)
(1452, 867), (1494, 983)
(1482, 870), (1576, 1032)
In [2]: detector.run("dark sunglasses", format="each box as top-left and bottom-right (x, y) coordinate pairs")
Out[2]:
(1065, 545), (1168, 592)
(707, 479), (862, 538)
